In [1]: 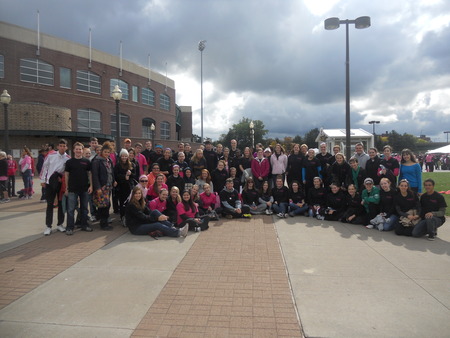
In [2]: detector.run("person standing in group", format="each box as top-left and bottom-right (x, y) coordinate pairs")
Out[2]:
(251, 148), (270, 190)
(229, 139), (239, 158)
(6, 154), (17, 198)
(203, 140), (218, 173)
(157, 148), (174, 177)
(174, 152), (189, 176)
(211, 160), (229, 193)
(40, 139), (70, 235)
(19, 146), (34, 199)
(114, 149), (136, 223)
(379, 145), (399, 187)
(184, 143), (193, 162)
(302, 148), (322, 197)
(351, 143), (370, 169)
(316, 143), (332, 185)
(167, 164), (185, 192)
(270, 144), (288, 188)
(412, 179), (447, 240)
(134, 143), (148, 176)
(0, 152), (9, 203)
(89, 137), (98, 160)
(190, 149), (207, 179)
(92, 142), (115, 231)
(64, 142), (93, 235)
(286, 144), (304, 187)
(141, 140), (155, 171)
(365, 147), (381, 186)
(398, 149), (422, 194)
(425, 153), (434, 172)
(346, 158), (367, 193)
(36, 147), (48, 202)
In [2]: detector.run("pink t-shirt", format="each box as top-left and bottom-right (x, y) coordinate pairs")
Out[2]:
(136, 153), (148, 176)
(149, 197), (167, 213)
(200, 192), (217, 209)
(176, 202), (198, 225)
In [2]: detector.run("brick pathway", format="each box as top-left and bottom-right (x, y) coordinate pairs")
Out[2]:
(132, 216), (303, 338)
(0, 223), (127, 309)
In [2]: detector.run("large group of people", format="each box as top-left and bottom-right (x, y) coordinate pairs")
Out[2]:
(0, 137), (447, 242)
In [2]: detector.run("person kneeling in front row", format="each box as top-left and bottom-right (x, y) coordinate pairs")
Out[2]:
(126, 186), (188, 238)
(220, 178), (251, 219)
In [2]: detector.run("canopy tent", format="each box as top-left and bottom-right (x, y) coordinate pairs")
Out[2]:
(426, 144), (450, 154)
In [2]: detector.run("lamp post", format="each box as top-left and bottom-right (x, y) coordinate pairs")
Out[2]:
(150, 122), (156, 147)
(1, 90), (11, 155)
(325, 16), (371, 160)
(444, 131), (450, 144)
(369, 120), (380, 135)
(198, 40), (206, 144)
(249, 121), (255, 150)
(111, 85), (122, 147)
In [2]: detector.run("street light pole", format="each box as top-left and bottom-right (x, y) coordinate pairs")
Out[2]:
(198, 40), (206, 144)
(369, 120), (380, 135)
(151, 123), (156, 147)
(249, 121), (255, 150)
(111, 85), (123, 147)
(1, 90), (11, 155)
(325, 16), (371, 160)
(444, 131), (450, 144)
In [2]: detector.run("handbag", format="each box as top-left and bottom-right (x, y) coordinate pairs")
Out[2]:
(93, 186), (110, 208)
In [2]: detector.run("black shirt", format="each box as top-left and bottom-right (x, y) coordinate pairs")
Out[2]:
(211, 168), (229, 193)
(65, 157), (91, 193)
(242, 188), (260, 205)
(307, 186), (327, 206)
(271, 186), (289, 204)
(394, 191), (420, 216)
(420, 191), (447, 222)
(365, 156), (381, 185)
(379, 189), (397, 216)
(326, 190), (347, 211)
(203, 149), (218, 172)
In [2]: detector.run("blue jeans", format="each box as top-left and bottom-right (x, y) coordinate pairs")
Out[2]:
(22, 169), (32, 195)
(412, 217), (443, 237)
(383, 215), (398, 231)
(272, 202), (288, 214)
(67, 191), (89, 230)
(289, 203), (309, 215)
(130, 222), (180, 237)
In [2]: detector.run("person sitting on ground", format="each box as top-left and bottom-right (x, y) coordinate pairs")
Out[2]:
(164, 186), (181, 225)
(259, 180), (273, 215)
(125, 186), (188, 237)
(272, 175), (290, 218)
(147, 173), (168, 201)
(362, 178), (381, 228)
(394, 179), (421, 236)
(177, 189), (210, 231)
(183, 167), (196, 191)
(341, 184), (366, 225)
(228, 167), (241, 192)
(346, 158), (367, 193)
(166, 164), (185, 192)
(307, 177), (327, 219)
(220, 178), (251, 219)
(242, 178), (266, 215)
(412, 179), (447, 241)
(149, 188), (169, 214)
(370, 178), (398, 231)
(321, 182), (346, 221)
(199, 183), (221, 217)
(211, 160), (229, 193)
(288, 180), (309, 217)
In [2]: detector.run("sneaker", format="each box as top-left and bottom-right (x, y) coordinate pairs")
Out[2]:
(40, 199), (46, 203)
(265, 209), (270, 215)
(316, 215), (324, 221)
(101, 225), (113, 231)
(268, 209), (273, 215)
(284, 213), (288, 218)
(82, 226), (93, 232)
(43, 227), (51, 236)
(179, 224), (189, 237)
(90, 215), (97, 222)
(242, 213), (252, 218)
(366, 224), (374, 229)
(377, 223), (384, 231)
(194, 226), (201, 232)
(3, 198), (10, 203)
(288, 212), (295, 217)
(56, 225), (66, 232)
(276, 213), (284, 218)
(428, 234), (435, 241)
(225, 214), (233, 219)
(66, 229), (74, 236)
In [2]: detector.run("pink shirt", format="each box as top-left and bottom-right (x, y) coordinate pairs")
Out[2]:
(149, 197), (167, 213)
(200, 192), (217, 209)
(136, 153), (148, 176)
(176, 202), (198, 225)
(146, 183), (168, 200)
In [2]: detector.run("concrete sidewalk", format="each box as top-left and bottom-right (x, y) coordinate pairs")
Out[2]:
(0, 188), (449, 337)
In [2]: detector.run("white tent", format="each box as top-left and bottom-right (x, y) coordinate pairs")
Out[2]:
(426, 144), (450, 154)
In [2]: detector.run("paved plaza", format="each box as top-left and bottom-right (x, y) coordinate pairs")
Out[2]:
(0, 179), (449, 337)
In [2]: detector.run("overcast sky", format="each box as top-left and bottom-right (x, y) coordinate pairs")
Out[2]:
(2, 0), (450, 142)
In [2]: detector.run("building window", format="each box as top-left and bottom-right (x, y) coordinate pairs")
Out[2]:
(111, 113), (130, 137)
(77, 108), (101, 133)
(77, 70), (101, 94)
(0, 55), (4, 78)
(142, 118), (156, 139)
(20, 58), (54, 86)
(160, 121), (170, 140)
(142, 87), (155, 106)
(132, 86), (138, 102)
(60, 67), (71, 89)
(160, 93), (170, 111)
(110, 79), (129, 100)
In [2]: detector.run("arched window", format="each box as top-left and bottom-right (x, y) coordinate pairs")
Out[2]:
(77, 70), (101, 94)
(142, 118), (156, 139)
(160, 93), (170, 111)
(77, 108), (101, 133)
(110, 113), (130, 137)
(160, 121), (170, 140)
(20, 58), (54, 85)
(110, 79), (129, 100)
(142, 87), (155, 106)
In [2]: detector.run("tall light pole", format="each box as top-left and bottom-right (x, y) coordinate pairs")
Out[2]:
(249, 121), (255, 150)
(1, 90), (11, 155)
(444, 131), (450, 144)
(198, 40), (206, 144)
(369, 120), (380, 135)
(325, 16), (371, 160)
(111, 85), (122, 147)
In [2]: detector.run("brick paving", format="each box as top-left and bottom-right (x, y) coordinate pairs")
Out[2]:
(0, 220), (127, 309)
(132, 216), (303, 338)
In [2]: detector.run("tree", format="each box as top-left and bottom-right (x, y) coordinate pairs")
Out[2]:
(303, 128), (320, 149)
(219, 117), (268, 149)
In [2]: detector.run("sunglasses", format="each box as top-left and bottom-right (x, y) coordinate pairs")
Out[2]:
(140, 180), (148, 182)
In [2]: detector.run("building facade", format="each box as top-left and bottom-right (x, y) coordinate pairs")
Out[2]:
(0, 21), (193, 157)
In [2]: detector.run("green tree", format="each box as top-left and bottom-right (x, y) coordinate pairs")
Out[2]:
(303, 128), (320, 148)
(219, 117), (268, 149)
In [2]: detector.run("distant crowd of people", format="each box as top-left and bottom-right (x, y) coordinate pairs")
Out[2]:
(0, 137), (447, 241)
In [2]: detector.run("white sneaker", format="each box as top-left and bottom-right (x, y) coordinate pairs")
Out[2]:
(316, 215), (324, 221)
(377, 223), (384, 231)
(366, 224), (374, 229)
(179, 224), (189, 237)
(56, 225), (66, 232)
(44, 227), (51, 236)
(268, 209), (273, 215)
(277, 213), (284, 218)
(265, 209), (270, 215)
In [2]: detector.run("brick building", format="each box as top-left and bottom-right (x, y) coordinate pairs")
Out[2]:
(0, 21), (193, 157)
